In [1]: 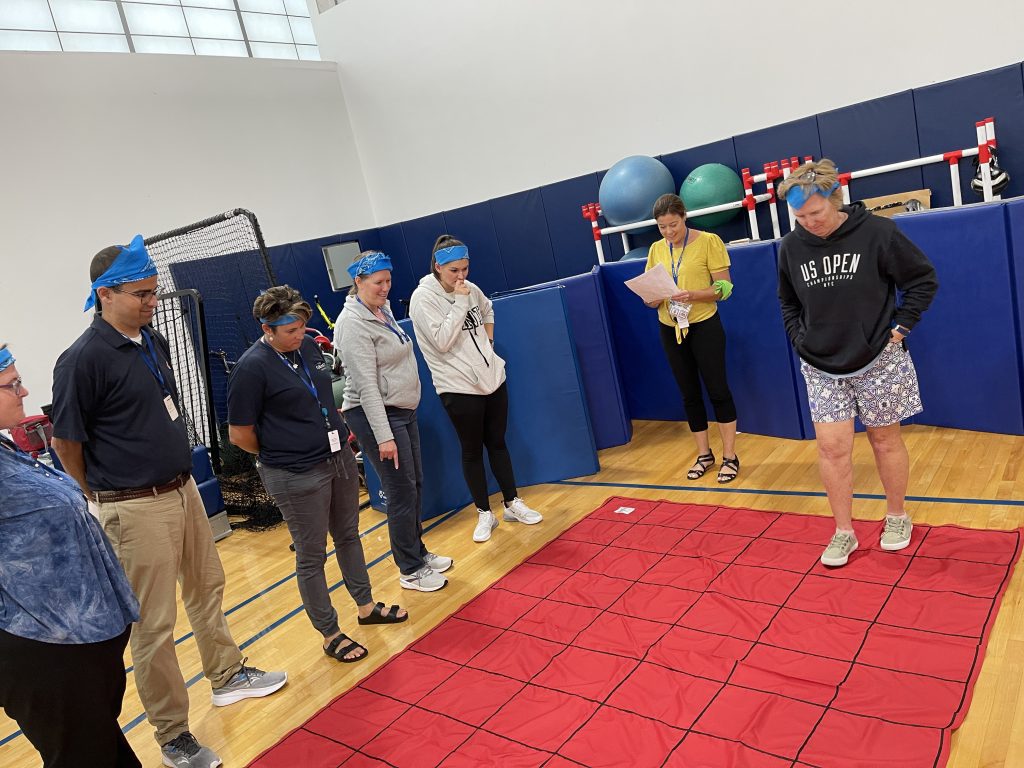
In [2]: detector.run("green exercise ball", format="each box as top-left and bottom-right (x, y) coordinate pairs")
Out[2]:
(679, 163), (744, 228)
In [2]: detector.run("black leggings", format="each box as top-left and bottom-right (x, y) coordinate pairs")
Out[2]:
(658, 313), (737, 434)
(439, 382), (518, 511)
(0, 626), (139, 768)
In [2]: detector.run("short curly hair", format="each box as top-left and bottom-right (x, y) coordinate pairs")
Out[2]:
(252, 285), (312, 325)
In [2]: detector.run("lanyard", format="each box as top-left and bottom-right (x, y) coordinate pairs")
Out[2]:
(668, 228), (691, 285)
(268, 341), (332, 428)
(358, 298), (410, 344)
(138, 329), (170, 397)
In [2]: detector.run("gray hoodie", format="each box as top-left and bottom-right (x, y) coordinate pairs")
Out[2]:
(333, 295), (421, 444)
(409, 274), (506, 396)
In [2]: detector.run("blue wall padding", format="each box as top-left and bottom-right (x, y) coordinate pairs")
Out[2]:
(375, 223), (418, 317)
(441, 202), (509, 295)
(659, 138), (749, 244)
(400, 213), (447, 279)
(1001, 198), (1024, 420)
(362, 286), (599, 519)
(915, 64), (1024, 208)
(818, 91), (924, 201)
(539, 173), (605, 279)
(716, 242), (806, 440)
(503, 268), (631, 450)
(197, 477), (225, 518)
(489, 189), (560, 289)
(734, 115), (823, 239)
(191, 445), (214, 484)
(893, 203), (1023, 434)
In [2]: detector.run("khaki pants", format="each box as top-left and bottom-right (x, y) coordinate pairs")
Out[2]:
(98, 478), (242, 746)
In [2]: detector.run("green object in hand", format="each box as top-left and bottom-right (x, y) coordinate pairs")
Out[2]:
(713, 279), (733, 300)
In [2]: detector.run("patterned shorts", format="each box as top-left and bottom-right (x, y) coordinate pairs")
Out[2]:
(801, 342), (923, 427)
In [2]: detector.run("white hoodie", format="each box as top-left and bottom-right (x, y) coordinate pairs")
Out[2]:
(409, 274), (506, 396)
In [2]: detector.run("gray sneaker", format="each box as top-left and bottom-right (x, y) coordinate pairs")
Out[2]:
(161, 732), (222, 768)
(211, 660), (287, 707)
(423, 552), (453, 573)
(400, 564), (448, 592)
(820, 531), (858, 567)
(880, 515), (913, 551)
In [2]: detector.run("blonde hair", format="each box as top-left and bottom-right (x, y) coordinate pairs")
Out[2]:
(252, 285), (312, 325)
(778, 158), (844, 209)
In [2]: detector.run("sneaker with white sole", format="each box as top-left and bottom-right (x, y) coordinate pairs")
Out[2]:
(503, 497), (543, 525)
(210, 661), (287, 707)
(423, 552), (453, 572)
(400, 564), (448, 592)
(161, 732), (221, 768)
(820, 531), (858, 567)
(473, 509), (498, 542)
(880, 515), (912, 551)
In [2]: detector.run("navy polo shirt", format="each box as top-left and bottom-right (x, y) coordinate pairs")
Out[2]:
(227, 336), (348, 473)
(51, 316), (192, 491)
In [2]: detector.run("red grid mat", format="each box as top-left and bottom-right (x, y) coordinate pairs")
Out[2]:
(249, 498), (1022, 768)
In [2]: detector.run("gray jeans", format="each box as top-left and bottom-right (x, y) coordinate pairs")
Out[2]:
(257, 449), (371, 638)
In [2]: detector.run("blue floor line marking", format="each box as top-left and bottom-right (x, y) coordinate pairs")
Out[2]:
(0, 514), (400, 748)
(554, 479), (1024, 507)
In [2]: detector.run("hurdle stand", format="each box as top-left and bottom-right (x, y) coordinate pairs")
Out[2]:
(581, 193), (772, 265)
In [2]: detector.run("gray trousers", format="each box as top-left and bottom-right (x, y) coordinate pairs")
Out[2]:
(258, 449), (372, 638)
(344, 406), (428, 576)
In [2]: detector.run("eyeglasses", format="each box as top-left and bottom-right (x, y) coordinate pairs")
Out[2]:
(798, 169), (818, 182)
(0, 377), (24, 396)
(110, 285), (162, 302)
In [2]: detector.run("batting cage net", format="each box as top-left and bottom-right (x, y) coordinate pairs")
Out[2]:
(146, 209), (282, 530)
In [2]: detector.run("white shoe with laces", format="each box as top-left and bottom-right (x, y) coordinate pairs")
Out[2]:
(503, 497), (543, 525)
(423, 552), (453, 573)
(473, 509), (498, 542)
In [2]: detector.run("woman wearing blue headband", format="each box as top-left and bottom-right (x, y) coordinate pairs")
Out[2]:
(644, 193), (741, 484)
(778, 158), (938, 567)
(410, 235), (543, 544)
(334, 252), (452, 593)
(0, 345), (141, 767)
(227, 286), (407, 663)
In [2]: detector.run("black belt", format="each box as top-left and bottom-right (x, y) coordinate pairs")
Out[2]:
(92, 472), (190, 503)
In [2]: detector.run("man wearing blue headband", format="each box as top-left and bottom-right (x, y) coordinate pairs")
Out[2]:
(52, 238), (287, 767)
(777, 159), (937, 569)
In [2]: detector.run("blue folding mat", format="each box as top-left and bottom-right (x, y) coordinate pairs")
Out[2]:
(363, 284), (599, 520)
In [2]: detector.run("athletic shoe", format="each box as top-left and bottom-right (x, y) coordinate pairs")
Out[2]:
(820, 531), (858, 567)
(503, 498), (543, 525)
(400, 565), (448, 592)
(880, 515), (913, 552)
(161, 732), (222, 768)
(423, 552), (453, 573)
(473, 509), (498, 542)
(210, 661), (287, 707)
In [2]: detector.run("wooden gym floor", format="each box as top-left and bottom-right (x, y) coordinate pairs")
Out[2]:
(3, 420), (1024, 767)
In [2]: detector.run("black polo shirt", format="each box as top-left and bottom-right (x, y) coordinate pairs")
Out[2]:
(227, 336), (348, 473)
(52, 316), (192, 491)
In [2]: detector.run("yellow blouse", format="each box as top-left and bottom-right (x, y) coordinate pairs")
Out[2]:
(645, 231), (731, 335)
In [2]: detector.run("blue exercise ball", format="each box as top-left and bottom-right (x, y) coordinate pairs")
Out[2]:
(679, 163), (744, 228)
(599, 156), (675, 232)
(620, 247), (649, 261)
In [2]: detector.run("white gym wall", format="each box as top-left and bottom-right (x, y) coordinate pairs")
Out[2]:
(312, 0), (1024, 224)
(0, 51), (371, 410)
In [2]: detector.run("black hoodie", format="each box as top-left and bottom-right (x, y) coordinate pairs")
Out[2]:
(778, 202), (938, 375)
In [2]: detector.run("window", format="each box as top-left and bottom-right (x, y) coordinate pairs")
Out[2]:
(0, 0), (320, 59)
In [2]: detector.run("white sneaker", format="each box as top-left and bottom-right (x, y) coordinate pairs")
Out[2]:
(503, 497), (543, 525)
(423, 552), (453, 573)
(820, 531), (859, 567)
(880, 515), (913, 551)
(473, 509), (498, 542)
(400, 565), (447, 592)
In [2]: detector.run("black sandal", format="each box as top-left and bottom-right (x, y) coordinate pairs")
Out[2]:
(358, 602), (408, 626)
(687, 452), (716, 480)
(717, 456), (740, 484)
(323, 633), (368, 663)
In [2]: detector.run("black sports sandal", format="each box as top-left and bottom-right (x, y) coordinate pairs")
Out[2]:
(717, 456), (740, 484)
(687, 452), (716, 480)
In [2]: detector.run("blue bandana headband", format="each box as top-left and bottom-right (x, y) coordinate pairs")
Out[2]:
(434, 245), (469, 265)
(347, 252), (393, 280)
(83, 234), (158, 311)
(260, 313), (302, 327)
(0, 345), (13, 373)
(785, 180), (841, 210)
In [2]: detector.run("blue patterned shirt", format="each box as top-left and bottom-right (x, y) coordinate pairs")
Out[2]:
(0, 439), (139, 644)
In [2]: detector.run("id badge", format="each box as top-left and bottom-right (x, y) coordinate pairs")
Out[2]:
(327, 429), (342, 453)
(163, 395), (180, 421)
(668, 300), (692, 329)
